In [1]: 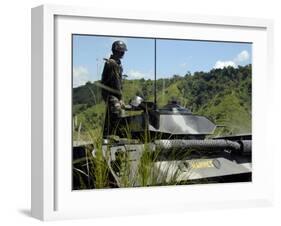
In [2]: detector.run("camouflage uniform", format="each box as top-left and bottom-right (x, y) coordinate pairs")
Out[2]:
(101, 55), (124, 136)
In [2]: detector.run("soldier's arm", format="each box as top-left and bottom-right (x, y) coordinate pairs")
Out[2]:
(102, 59), (124, 100)
(109, 63), (123, 100)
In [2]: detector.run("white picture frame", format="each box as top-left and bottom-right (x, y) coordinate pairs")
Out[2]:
(31, 4), (274, 221)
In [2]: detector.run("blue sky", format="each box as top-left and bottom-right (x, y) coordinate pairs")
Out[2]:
(72, 35), (252, 87)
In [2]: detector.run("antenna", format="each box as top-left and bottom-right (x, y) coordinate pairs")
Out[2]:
(154, 39), (157, 109)
(96, 58), (99, 77)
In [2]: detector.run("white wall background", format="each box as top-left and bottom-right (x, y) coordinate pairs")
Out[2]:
(0, 0), (280, 225)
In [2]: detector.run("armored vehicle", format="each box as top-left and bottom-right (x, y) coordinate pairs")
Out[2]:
(73, 96), (251, 189)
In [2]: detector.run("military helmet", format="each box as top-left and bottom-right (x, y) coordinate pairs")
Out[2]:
(112, 40), (128, 52)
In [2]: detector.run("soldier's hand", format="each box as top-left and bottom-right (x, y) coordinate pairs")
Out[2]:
(120, 100), (125, 108)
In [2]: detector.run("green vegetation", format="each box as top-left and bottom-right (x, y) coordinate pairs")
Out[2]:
(72, 64), (252, 189)
(73, 64), (251, 136)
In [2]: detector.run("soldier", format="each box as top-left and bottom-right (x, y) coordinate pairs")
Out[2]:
(101, 40), (127, 136)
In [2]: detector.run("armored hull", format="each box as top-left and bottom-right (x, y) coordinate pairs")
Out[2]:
(73, 99), (251, 188)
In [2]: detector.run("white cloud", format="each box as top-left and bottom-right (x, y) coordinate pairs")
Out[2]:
(213, 60), (237, 69)
(73, 66), (91, 87)
(235, 50), (250, 62)
(213, 50), (250, 69)
(127, 70), (152, 80)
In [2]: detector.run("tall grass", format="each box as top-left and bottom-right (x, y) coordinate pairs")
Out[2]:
(90, 129), (109, 189)
(72, 86), (195, 189)
(73, 112), (110, 189)
(73, 109), (190, 189)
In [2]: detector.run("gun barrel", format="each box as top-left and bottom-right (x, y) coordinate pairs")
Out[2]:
(154, 139), (251, 153)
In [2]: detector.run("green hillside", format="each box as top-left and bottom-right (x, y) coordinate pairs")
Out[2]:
(73, 64), (251, 138)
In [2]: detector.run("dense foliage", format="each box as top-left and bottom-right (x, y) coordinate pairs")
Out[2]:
(73, 64), (251, 136)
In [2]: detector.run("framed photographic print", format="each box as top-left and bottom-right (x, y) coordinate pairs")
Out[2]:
(31, 4), (274, 221)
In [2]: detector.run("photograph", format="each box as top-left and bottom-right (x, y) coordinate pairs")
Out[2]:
(72, 35), (252, 190)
